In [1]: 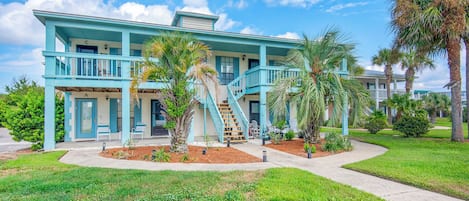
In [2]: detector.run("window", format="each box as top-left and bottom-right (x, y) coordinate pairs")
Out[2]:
(220, 57), (234, 85)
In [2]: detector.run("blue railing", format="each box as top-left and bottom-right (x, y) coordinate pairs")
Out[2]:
(227, 86), (249, 140)
(44, 51), (142, 79)
(206, 91), (225, 142)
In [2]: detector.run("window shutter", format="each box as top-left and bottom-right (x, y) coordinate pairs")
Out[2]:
(233, 57), (239, 79)
(134, 99), (142, 127)
(269, 60), (275, 66)
(109, 98), (118, 132)
(215, 56), (221, 80)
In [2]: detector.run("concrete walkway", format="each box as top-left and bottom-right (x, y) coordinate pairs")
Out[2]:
(0, 128), (30, 153)
(59, 140), (461, 201)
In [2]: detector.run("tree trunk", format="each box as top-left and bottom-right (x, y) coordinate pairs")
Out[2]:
(465, 37), (469, 140)
(405, 68), (415, 94)
(385, 65), (393, 124)
(447, 38), (464, 142)
(305, 120), (321, 144)
(431, 111), (437, 124)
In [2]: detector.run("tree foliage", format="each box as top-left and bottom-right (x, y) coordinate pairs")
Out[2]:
(268, 29), (371, 144)
(1, 77), (64, 150)
(364, 111), (387, 134)
(423, 93), (450, 124)
(131, 32), (215, 153)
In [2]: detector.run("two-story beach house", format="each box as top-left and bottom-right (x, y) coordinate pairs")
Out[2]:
(35, 10), (406, 150)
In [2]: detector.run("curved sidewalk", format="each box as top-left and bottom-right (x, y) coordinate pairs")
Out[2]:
(59, 140), (461, 201)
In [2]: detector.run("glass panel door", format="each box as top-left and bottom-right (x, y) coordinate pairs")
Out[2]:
(151, 100), (168, 136)
(250, 101), (260, 125)
(76, 99), (97, 139)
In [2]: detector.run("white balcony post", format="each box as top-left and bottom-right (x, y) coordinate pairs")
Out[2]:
(393, 79), (397, 93)
(375, 78), (379, 110)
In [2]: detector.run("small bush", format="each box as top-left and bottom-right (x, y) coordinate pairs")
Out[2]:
(180, 153), (190, 162)
(269, 132), (282, 144)
(284, 130), (295, 141)
(154, 148), (171, 162)
(393, 111), (430, 137)
(364, 111), (387, 134)
(322, 133), (352, 153)
(303, 143), (316, 153)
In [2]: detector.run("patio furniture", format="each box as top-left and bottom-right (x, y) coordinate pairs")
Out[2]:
(249, 120), (260, 139)
(97, 124), (111, 141)
(131, 123), (146, 140)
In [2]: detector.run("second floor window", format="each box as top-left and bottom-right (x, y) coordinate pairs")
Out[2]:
(220, 57), (234, 85)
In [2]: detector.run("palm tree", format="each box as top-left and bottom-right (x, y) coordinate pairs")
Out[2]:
(463, 8), (469, 140)
(391, 0), (467, 142)
(372, 48), (400, 124)
(400, 50), (435, 94)
(385, 93), (422, 122)
(268, 29), (371, 144)
(423, 93), (451, 124)
(131, 32), (215, 153)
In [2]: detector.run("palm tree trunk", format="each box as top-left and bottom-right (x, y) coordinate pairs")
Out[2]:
(447, 38), (464, 142)
(405, 68), (415, 94)
(305, 120), (322, 144)
(385, 65), (393, 124)
(465, 37), (469, 140)
(431, 111), (437, 124)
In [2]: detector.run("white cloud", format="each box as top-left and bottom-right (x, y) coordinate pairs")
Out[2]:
(0, 0), (173, 46)
(326, 2), (369, 13)
(215, 13), (239, 31)
(275, 32), (301, 39)
(263, 0), (321, 8)
(240, 26), (262, 35)
(226, 0), (248, 9)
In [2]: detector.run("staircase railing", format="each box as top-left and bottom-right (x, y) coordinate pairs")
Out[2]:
(227, 86), (249, 140)
(194, 81), (225, 143)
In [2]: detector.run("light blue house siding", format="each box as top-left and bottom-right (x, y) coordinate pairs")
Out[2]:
(35, 10), (351, 150)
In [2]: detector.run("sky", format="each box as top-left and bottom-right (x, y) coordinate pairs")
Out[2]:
(0, 0), (466, 93)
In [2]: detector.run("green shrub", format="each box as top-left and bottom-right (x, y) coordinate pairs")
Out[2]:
(393, 111), (430, 137)
(269, 132), (282, 144)
(364, 111), (387, 134)
(154, 148), (171, 162)
(284, 130), (295, 141)
(180, 153), (190, 162)
(322, 133), (353, 153)
(303, 143), (316, 153)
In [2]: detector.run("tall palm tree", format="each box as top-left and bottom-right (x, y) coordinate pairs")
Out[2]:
(400, 50), (435, 94)
(391, 0), (467, 142)
(464, 7), (469, 140)
(423, 93), (451, 124)
(268, 29), (371, 144)
(131, 32), (215, 153)
(372, 48), (400, 124)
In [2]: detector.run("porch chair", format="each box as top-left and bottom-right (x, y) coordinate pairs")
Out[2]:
(266, 120), (280, 134)
(131, 123), (146, 140)
(97, 124), (111, 141)
(249, 120), (260, 139)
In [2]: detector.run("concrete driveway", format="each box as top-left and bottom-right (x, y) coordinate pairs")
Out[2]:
(0, 128), (30, 153)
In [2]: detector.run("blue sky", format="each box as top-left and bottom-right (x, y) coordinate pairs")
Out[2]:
(0, 0), (464, 93)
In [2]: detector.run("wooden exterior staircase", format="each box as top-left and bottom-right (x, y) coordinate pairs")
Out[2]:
(218, 100), (247, 143)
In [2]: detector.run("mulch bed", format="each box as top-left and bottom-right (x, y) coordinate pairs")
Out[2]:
(100, 145), (262, 163)
(265, 139), (337, 158)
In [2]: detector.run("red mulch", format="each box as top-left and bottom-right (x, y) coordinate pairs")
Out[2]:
(265, 139), (338, 158)
(100, 145), (261, 163)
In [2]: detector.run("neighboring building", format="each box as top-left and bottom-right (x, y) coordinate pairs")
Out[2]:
(35, 10), (407, 150)
(354, 70), (406, 111)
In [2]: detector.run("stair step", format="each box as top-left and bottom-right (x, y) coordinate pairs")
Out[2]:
(223, 139), (247, 143)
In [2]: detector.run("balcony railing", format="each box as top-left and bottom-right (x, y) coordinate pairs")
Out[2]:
(369, 89), (407, 101)
(44, 51), (143, 79)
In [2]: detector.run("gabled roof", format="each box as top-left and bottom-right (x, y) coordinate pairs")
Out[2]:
(171, 11), (219, 26)
(354, 70), (406, 81)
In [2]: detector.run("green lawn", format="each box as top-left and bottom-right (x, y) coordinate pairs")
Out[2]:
(0, 151), (381, 201)
(344, 131), (469, 200)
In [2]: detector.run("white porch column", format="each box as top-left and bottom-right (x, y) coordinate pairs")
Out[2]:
(393, 79), (397, 93)
(375, 78), (379, 110)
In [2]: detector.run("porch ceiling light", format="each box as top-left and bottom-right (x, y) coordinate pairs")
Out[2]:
(242, 54), (246, 61)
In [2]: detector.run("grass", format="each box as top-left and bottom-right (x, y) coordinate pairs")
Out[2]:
(344, 131), (469, 200)
(0, 151), (381, 200)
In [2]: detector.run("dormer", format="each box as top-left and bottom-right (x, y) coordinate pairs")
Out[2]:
(171, 11), (219, 31)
